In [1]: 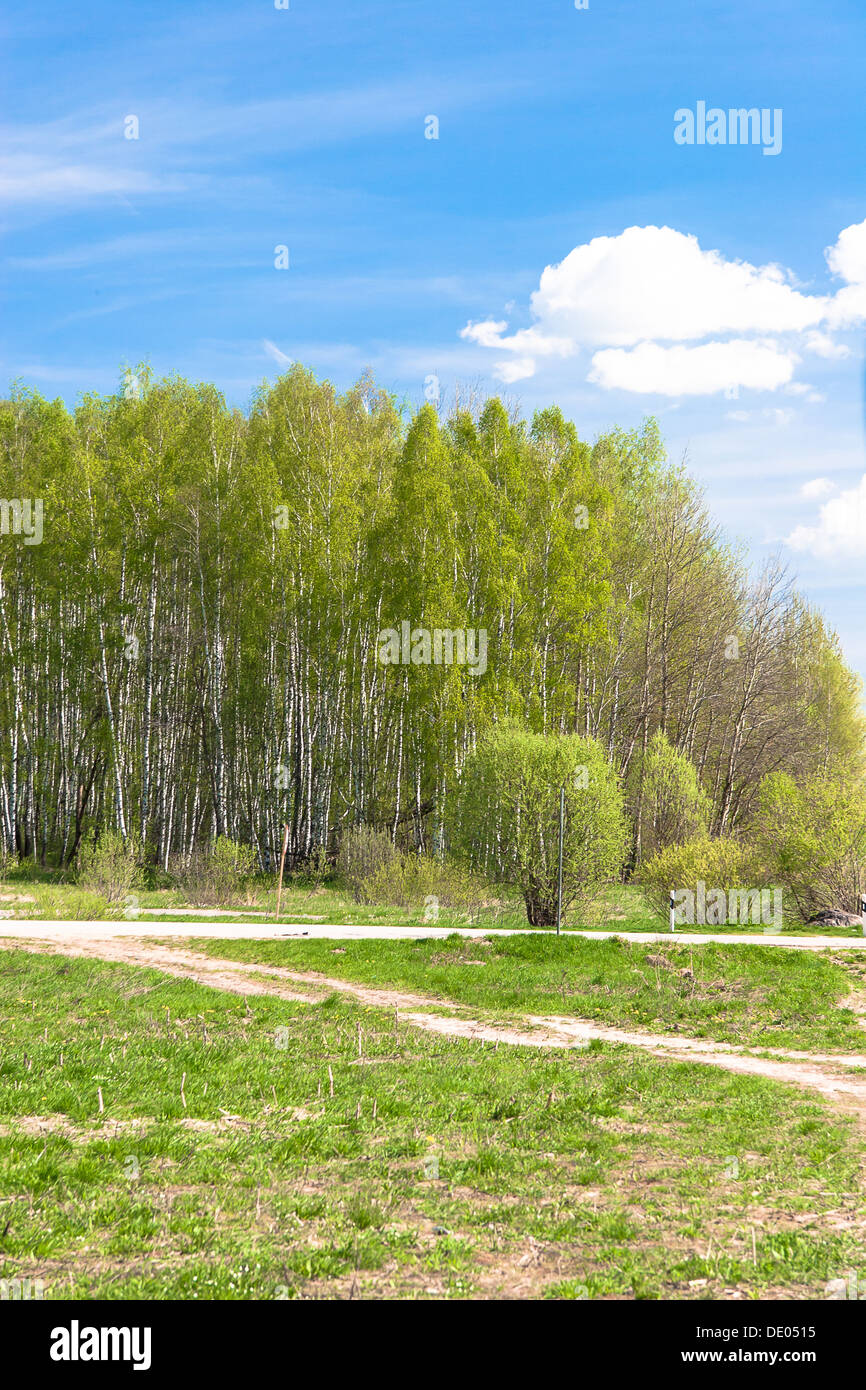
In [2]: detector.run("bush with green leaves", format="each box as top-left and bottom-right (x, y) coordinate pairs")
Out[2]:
(354, 853), (502, 921)
(635, 835), (760, 922)
(169, 836), (258, 906)
(449, 725), (629, 926)
(749, 771), (866, 920)
(635, 729), (712, 859)
(77, 829), (143, 906)
(289, 845), (332, 890)
(20, 884), (119, 921)
(338, 825), (399, 901)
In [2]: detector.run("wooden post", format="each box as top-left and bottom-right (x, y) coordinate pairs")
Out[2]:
(275, 823), (289, 922)
(556, 786), (565, 936)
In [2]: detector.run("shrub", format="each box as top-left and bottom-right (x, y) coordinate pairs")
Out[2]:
(169, 836), (258, 906)
(354, 853), (502, 922)
(77, 829), (143, 906)
(635, 836), (763, 922)
(291, 845), (332, 889)
(749, 771), (866, 920)
(635, 730), (712, 859)
(449, 725), (629, 926)
(338, 825), (399, 901)
(23, 885), (119, 921)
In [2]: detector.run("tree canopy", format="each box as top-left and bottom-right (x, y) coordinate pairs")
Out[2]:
(0, 365), (863, 870)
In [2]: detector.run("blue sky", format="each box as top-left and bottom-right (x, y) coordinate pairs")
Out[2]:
(3, 0), (866, 688)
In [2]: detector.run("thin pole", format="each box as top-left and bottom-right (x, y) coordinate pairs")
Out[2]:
(669, 890), (676, 934)
(275, 823), (289, 922)
(861, 893), (866, 938)
(556, 786), (565, 936)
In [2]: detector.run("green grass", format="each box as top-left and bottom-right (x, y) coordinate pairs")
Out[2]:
(192, 932), (866, 1054)
(2, 869), (863, 937)
(599, 884), (864, 937)
(1, 949), (864, 1300)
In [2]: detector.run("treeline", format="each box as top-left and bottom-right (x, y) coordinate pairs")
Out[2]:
(0, 364), (862, 870)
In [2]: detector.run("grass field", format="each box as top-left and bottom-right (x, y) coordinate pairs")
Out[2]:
(191, 932), (866, 1053)
(1, 946), (865, 1301)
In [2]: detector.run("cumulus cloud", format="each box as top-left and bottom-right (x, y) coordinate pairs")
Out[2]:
(461, 219), (866, 396)
(460, 320), (572, 381)
(529, 226), (826, 346)
(804, 330), (850, 359)
(786, 474), (866, 559)
(799, 477), (837, 500)
(826, 219), (866, 287)
(588, 339), (797, 396)
(495, 355), (539, 384)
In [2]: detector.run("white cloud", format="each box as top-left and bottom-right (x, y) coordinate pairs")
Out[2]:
(804, 330), (850, 359)
(727, 405), (800, 426)
(263, 340), (292, 368)
(460, 321), (572, 380)
(0, 155), (180, 202)
(494, 355), (538, 384)
(823, 221), (866, 329)
(786, 474), (866, 559)
(461, 319), (509, 348)
(766, 407), (795, 427)
(529, 225), (826, 347)
(587, 339), (797, 396)
(461, 219), (866, 397)
(799, 477), (837, 500)
(0, 71), (525, 211)
(826, 220), (866, 285)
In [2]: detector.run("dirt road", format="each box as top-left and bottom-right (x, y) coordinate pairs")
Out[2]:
(2, 921), (866, 947)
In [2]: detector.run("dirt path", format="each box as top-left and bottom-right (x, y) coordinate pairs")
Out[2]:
(8, 934), (866, 1126)
(3, 921), (866, 948)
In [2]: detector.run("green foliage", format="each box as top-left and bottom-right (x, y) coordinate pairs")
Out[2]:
(290, 845), (332, 889)
(749, 771), (866, 919)
(0, 371), (862, 876)
(338, 825), (398, 901)
(450, 725), (629, 925)
(76, 830), (142, 906)
(352, 854), (500, 921)
(636, 730), (712, 858)
(339, 824), (499, 920)
(636, 836), (759, 921)
(169, 836), (258, 907)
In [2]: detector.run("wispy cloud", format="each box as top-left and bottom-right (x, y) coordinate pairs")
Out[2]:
(0, 154), (184, 204)
(262, 340), (292, 368)
(8, 231), (203, 270)
(1, 70), (525, 210)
